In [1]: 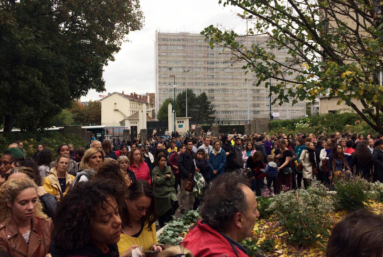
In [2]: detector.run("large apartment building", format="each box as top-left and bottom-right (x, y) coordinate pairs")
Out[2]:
(155, 31), (306, 121)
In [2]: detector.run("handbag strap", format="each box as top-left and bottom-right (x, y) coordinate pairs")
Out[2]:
(35, 217), (42, 257)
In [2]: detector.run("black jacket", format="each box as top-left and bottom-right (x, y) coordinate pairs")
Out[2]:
(50, 242), (119, 257)
(349, 153), (372, 177)
(195, 158), (211, 183)
(222, 142), (234, 170)
(178, 150), (196, 179)
(372, 149), (383, 182)
(40, 193), (58, 218)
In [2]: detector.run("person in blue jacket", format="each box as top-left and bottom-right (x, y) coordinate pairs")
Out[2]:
(209, 140), (226, 181)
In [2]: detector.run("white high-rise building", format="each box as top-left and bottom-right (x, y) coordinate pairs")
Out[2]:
(155, 31), (306, 121)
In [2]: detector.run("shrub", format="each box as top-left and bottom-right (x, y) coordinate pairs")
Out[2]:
(0, 132), (86, 157)
(257, 189), (275, 219)
(158, 210), (199, 245)
(268, 189), (334, 246)
(334, 177), (368, 212)
(367, 181), (383, 202)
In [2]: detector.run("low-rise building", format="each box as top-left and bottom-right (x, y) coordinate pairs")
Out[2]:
(319, 96), (364, 114)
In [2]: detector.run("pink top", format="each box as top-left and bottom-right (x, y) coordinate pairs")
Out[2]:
(129, 162), (151, 184)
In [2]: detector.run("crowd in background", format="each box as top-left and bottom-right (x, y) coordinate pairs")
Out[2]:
(0, 128), (383, 257)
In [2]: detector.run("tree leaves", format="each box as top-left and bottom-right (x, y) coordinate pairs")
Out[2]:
(203, 0), (383, 133)
(0, 0), (143, 132)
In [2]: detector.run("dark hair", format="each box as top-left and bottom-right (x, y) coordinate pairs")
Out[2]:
(52, 180), (124, 251)
(192, 137), (197, 144)
(156, 153), (167, 164)
(353, 143), (372, 165)
(121, 180), (157, 230)
(196, 149), (206, 155)
(178, 144), (185, 150)
(36, 149), (53, 166)
(346, 140), (353, 148)
(327, 209), (383, 257)
(93, 162), (127, 192)
(57, 144), (69, 155)
(102, 140), (113, 154)
(199, 173), (249, 232)
(2, 151), (15, 162)
(221, 134), (228, 142)
(185, 139), (193, 145)
(257, 135), (264, 142)
(75, 147), (85, 163)
(14, 158), (42, 186)
(252, 151), (264, 163)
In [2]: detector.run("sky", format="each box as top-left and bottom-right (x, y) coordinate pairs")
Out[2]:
(81, 0), (247, 101)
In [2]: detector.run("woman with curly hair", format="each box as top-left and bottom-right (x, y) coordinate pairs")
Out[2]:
(36, 149), (53, 182)
(118, 180), (161, 255)
(350, 143), (372, 179)
(7, 168), (57, 218)
(0, 178), (52, 257)
(49, 144), (78, 176)
(50, 179), (130, 257)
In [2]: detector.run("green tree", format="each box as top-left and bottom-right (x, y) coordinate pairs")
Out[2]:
(0, 0), (143, 132)
(70, 101), (85, 125)
(176, 89), (197, 117)
(82, 101), (101, 125)
(195, 92), (215, 122)
(202, 0), (383, 134)
(175, 90), (214, 122)
(51, 109), (75, 126)
(158, 98), (174, 122)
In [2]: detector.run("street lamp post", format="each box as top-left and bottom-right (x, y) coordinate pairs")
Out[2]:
(170, 75), (176, 135)
(183, 69), (190, 117)
(244, 15), (254, 123)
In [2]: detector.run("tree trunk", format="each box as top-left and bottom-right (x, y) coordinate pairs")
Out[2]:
(4, 114), (14, 133)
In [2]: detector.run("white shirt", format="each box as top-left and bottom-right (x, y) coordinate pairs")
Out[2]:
(198, 144), (213, 154)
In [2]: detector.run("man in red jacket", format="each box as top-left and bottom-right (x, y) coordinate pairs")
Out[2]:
(182, 173), (259, 257)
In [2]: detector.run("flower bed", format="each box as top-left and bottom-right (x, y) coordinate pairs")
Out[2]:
(158, 178), (383, 257)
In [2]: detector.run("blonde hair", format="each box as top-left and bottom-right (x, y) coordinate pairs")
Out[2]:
(117, 155), (130, 166)
(56, 154), (70, 164)
(0, 178), (47, 222)
(158, 246), (194, 257)
(79, 148), (105, 170)
(267, 155), (275, 162)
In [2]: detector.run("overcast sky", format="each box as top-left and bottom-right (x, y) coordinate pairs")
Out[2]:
(81, 0), (247, 101)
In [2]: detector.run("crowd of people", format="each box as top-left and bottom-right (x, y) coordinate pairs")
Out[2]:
(0, 128), (383, 257)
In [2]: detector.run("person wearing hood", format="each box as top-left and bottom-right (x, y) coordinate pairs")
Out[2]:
(300, 142), (317, 189)
(43, 155), (75, 199)
(254, 136), (268, 163)
(264, 155), (279, 194)
(209, 141), (226, 181)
